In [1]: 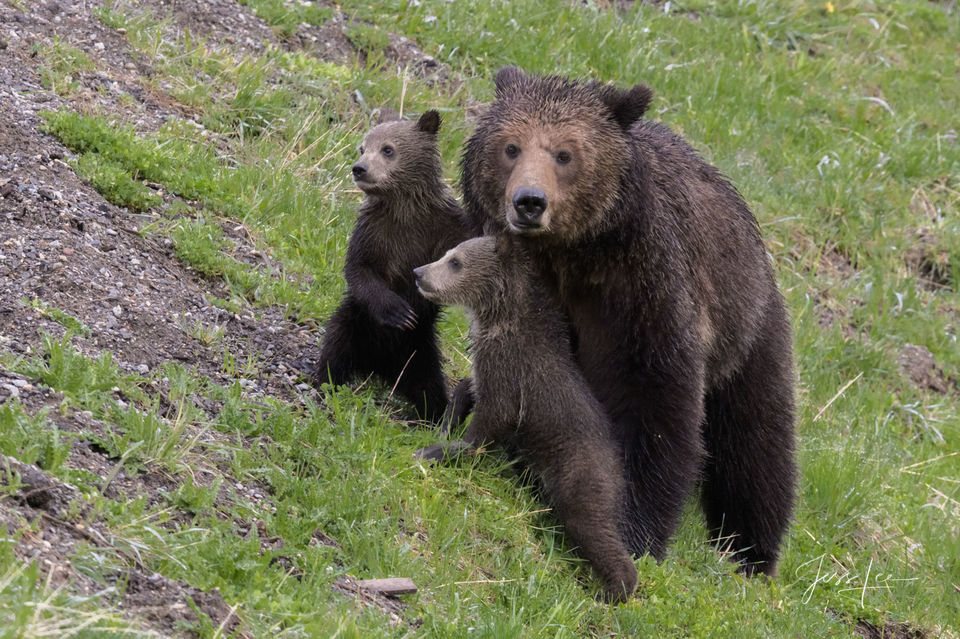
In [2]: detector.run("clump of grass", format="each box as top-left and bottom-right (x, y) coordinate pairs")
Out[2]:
(24, 298), (92, 336)
(31, 36), (94, 96)
(0, 401), (70, 473)
(238, 0), (334, 38)
(15, 333), (141, 409)
(162, 475), (222, 515)
(0, 552), (144, 639)
(344, 23), (390, 57)
(73, 153), (162, 212)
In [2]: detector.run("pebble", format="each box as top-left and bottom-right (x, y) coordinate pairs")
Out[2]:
(1, 383), (18, 398)
(135, 364), (149, 374)
(112, 304), (122, 317)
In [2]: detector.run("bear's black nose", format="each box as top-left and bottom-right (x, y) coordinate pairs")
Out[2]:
(352, 163), (367, 180)
(512, 187), (547, 224)
(413, 266), (424, 284)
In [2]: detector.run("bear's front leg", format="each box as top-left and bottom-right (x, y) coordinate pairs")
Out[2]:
(414, 439), (474, 463)
(441, 377), (475, 434)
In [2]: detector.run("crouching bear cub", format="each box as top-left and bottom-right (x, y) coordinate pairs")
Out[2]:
(414, 235), (637, 603)
(314, 110), (469, 423)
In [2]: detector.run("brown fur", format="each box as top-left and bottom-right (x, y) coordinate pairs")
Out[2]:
(414, 235), (638, 603)
(314, 110), (470, 423)
(459, 68), (797, 575)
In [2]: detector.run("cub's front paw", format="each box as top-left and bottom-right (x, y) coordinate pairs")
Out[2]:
(414, 440), (473, 463)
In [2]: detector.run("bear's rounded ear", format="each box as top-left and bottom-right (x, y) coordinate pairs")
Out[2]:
(375, 107), (400, 124)
(416, 109), (442, 135)
(494, 66), (526, 97)
(599, 83), (654, 130)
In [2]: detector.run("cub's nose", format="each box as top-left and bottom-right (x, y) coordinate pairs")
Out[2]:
(413, 266), (424, 284)
(512, 187), (547, 224)
(352, 163), (367, 180)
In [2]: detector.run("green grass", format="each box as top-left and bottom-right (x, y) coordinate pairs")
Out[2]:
(31, 36), (94, 97)
(4, 0), (959, 636)
(0, 549), (149, 638)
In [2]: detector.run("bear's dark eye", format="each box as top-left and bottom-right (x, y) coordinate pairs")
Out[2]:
(449, 257), (461, 271)
(505, 144), (520, 159)
(556, 150), (572, 165)
(358, 145), (365, 154)
(382, 145), (394, 157)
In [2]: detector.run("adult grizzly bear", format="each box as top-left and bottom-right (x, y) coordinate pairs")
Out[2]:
(459, 67), (796, 576)
(314, 110), (469, 423)
(413, 235), (637, 602)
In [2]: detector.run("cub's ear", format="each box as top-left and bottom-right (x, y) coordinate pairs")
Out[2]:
(494, 66), (527, 97)
(597, 82), (654, 130)
(416, 109), (442, 135)
(376, 107), (400, 124)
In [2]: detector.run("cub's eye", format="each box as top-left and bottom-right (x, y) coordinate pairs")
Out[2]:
(505, 144), (520, 159)
(358, 146), (365, 154)
(382, 145), (394, 157)
(555, 150), (572, 165)
(449, 257), (462, 271)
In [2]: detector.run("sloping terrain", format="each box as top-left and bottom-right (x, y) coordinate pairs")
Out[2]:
(0, 0), (958, 637)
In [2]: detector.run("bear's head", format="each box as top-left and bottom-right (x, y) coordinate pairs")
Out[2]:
(352, 109), (443, 196)
(462, 67), (653, 242)
(414, 236), (512, 313)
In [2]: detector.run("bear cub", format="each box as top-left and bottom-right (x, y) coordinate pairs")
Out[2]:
(314, 110), (469, 423)
(413, 235), (637, 603)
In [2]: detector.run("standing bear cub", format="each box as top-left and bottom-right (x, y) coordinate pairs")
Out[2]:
(414, 235), (637, 603)
(460, 67), (797, 576)
(315, 110), (469, 423)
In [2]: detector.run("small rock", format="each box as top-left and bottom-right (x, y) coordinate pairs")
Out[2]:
(112, 305), (122, 317)
(62, 247), (73, 256)
(296, 383), (310, 392)
(94, 42), (105, 51)
(38, 188), (56, 201)
(135, 364), (149, 374)
(1, 383), (18, 398)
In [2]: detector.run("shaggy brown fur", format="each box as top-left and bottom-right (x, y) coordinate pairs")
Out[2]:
(314, 110), (469, 423)
(414, 235), (637, 603)
(458, 67), (797, 576)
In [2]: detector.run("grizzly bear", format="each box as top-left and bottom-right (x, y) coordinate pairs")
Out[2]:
(458, 67), (797, 576)
(314, 110), (470, 424)
(413, 235), (638, 602)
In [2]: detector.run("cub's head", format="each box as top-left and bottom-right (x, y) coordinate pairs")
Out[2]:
(352, 109), (443, 195)
(461, 67), (653, 241)
(414, 237), (504, 311)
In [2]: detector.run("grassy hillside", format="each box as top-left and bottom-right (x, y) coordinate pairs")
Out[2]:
(1, 0), (957, 636)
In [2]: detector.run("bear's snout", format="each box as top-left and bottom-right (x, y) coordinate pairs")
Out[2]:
(413, 266), (433, 295)
(352, 163), (368, 181)
(512, 187), (547, 226)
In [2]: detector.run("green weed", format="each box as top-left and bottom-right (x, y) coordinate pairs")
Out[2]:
(31, 36), (94, 96)
(0, 401), (70, 474)
(72, 153), (162, 212)
(24, 298), (92, 336)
